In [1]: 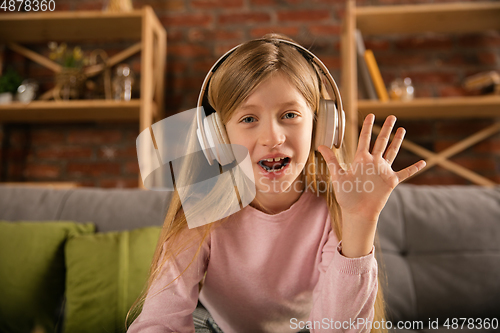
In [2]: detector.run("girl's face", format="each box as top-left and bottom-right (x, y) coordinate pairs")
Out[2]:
(225, 73), (314, 200)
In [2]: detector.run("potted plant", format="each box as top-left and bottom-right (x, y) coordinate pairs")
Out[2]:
(49, 42), (89, 100)
(0, 67), (23, 104)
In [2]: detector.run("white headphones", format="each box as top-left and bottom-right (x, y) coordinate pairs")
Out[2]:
(196, 38), (345, 166)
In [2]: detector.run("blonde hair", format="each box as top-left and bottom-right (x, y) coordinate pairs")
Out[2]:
(127, 34), (388, 333)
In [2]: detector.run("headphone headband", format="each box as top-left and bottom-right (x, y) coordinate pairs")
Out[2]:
(196, 37), (345, 165)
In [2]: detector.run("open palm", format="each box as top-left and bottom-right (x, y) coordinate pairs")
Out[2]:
(318, 114), (426, 222)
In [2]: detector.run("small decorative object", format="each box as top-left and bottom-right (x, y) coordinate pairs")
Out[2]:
(112, 64), (135, 101)
(389, 79), (404, 101)
(88, 49), (112, 100)
(389, 77), (414, 101)
(48, 42), (89, 100)
(463, 71), (500, 95)
(103, 0), (133, 12)
(0, 92), (12, 104)
(0, 67), (23, 105)
(16, 79), (39, 104)
(54, 67), (87, 100)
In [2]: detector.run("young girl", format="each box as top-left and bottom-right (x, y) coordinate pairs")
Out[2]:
(127, 34), (425, 333)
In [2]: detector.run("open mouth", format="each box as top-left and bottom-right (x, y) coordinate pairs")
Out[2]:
(258, 157), (291, 173)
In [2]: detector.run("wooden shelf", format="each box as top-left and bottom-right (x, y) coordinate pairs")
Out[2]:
(356, 2), (500, 36)
(0, 10), (144, 42)
(357, 96), (500, 119)
(0, 5), (167, 186)
(0, 6), (167, 187)
(0, 6), (165, 129)
(0, 182), (80, 188)
(0, 99), (150, 122)
(341, 0), (500, 187)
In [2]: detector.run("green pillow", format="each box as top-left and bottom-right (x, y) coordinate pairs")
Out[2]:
(0, 221), (95, 333)
(63, 226), (161, 333)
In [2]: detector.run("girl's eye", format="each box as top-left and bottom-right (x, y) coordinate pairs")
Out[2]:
(240, 113), (297, 123)
(283, 112), (298, 119)
(241, 116), (256, 124)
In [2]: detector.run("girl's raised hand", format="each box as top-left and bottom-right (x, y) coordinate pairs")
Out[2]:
(317, 113), (426, 224)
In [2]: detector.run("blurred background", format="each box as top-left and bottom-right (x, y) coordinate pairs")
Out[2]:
(0, 0), (499, 188)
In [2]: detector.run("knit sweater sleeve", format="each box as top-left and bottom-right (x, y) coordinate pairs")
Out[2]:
(308, 229), (378, 333)
(127, 228), (210, 333)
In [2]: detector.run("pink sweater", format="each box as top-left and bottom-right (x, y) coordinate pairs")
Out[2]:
(128, 189), (378, 333)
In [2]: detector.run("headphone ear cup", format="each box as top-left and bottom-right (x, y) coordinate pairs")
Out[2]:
(200, 113), (219, 165)
(211, 112), (235, 166)
(334, 107), (345, 148)
(197, 122), (214, 165)
(314, 99), (337, 151)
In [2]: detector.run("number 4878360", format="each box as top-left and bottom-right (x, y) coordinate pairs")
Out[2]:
(1, 0), (56, 12)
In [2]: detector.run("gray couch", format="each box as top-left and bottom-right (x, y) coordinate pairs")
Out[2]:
(0, 186), (170, 333)
(0, 186), (169, 233)
(377, 184), (500, 333)
(0, 184), (499, 332)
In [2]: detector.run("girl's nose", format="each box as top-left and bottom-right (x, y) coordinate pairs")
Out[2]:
(258, 121), (285, 148)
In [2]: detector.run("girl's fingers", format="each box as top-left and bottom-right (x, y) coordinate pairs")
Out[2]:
(384, 127), (406, 165)
(372, 115), (397, 157)
(356, 114), (375, 154)
(395, 160), (426, 183)
(317, 145), (342, 180)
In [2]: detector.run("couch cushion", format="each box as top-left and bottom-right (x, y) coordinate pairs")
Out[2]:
(0, 221), (95, 333)
(63, 226), (161, 333)
(378, 184), (500, 327)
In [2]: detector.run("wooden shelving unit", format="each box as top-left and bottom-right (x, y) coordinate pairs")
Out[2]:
(355, 2), (500, 35)
(0, 6), (166, 131)
(0, 6), (167, 187)
(358, 96), (500, 119)
(341, 0), (500, 186)
(0, 100), (142, 122)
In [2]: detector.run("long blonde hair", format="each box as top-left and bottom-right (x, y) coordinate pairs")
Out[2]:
(127, 34), (388, 333)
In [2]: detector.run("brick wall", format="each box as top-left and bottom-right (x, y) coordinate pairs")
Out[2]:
(1, 123), (140, 187)
(1, 0), (499, 187)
